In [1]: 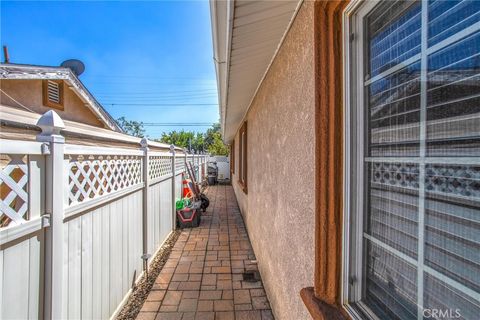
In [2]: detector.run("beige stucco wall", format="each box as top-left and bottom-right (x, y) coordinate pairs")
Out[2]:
(231, 2), (315, 319)
(0, 79), (104, 127)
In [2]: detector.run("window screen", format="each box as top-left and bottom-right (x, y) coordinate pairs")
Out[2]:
(357, 1), (480, 319)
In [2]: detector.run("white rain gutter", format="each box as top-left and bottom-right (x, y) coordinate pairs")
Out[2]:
(210, 0), (234, 142)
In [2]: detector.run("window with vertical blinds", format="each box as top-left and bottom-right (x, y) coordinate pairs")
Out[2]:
(347, 1), (480, 319)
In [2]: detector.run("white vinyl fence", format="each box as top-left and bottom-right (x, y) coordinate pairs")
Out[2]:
(0, 111), (208, 320)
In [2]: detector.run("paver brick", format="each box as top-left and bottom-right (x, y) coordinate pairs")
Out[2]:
(199, 290), (222, 300)
(214, 300), (234, 312)
(235, 310), (262, 320)
(197, 300), (213, 312)
(215, 311), (235, 320)
(163, 291), (182, 306)
(234, 290), (251, 304)
(136, 186), (274, 320)
(140, 301), (161, 312)
(136, 312), (156, 320)
(178, 281), (201, 291)
(182, 291), (200, 299)
(194, 312), (215, 320)
(146, 290), (166, 302)
(201, 274), (216, 286)
(211, 266), (231, 274)
(177, 298), (197, 312)
(155, 312), (183, 320)
(252, 296), (270, 310)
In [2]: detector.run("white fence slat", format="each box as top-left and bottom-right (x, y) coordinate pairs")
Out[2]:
(81, 213), (93, 320)
(92, 209), (102, 319)
(109, 201), (118, 314)
(122, 196), (129, 296)
(0, 250), (3, 320)
(156, 182), (162, 251)
(67, 218), (81, 320)
(147, 189), (153, 256)
(136, 192), (143, 276)
(101, 205), (110, 319)
(127, 194), (136, 291)
(112, 199), (123, 313)
(28, 233), (42, 319)
(160, 180), (172, 242)
(62, 222), (69, 319)
(176, 174), (182, 200)
(136, 191), (142, 275)
(3, 239), (29, 320)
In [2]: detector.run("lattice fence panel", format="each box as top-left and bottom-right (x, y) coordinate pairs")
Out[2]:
(175, 157), (186, 174)
(426, 164), (480, 198)
(371, 162), (420, 189)
(68, 154), (142, 206)
(0, 155), (29, 227)
(149, 156), (172, 180)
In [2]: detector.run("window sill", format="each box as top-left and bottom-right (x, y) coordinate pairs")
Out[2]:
(300, 287), (349, 320)
(237, 180), (248, 194)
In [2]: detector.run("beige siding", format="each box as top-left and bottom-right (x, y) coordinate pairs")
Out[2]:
(231, 2), (315, 320)
(0, 79), (104, 127)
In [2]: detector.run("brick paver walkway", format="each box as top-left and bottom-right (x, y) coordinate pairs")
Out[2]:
(137, 185), (274, 320)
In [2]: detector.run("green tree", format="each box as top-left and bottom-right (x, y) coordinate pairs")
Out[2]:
(207, 131), (229, 155)
(116, 117), (145, 138)
(158, 122), (229, 155)
(158, 130), (205, 152)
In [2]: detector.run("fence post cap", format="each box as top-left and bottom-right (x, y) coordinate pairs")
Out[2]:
(36, 110), (65, 135)
(140, 137), (149, 148)
(169, 144), (175, 153)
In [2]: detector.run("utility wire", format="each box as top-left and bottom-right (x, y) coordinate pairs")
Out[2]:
(143, 124), (214, 127)
(143, 123), (213, 125)
(97, 94), (217, 100)
(0, 89), (34, 113)
(86, 75), (214, 79)
(106, 103), (218, 106)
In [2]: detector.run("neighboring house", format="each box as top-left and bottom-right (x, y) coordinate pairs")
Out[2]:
(0, 63), (122, 137)
(211, 1), (479, 320)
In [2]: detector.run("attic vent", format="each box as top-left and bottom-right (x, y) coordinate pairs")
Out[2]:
(42, 80), (64, 110)
(47, 81), (60, 103)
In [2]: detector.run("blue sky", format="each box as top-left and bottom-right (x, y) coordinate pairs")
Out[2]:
(1, 0), (219, 138)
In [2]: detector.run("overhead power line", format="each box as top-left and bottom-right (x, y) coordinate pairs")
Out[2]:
(97, 94), (217, 100)
(143, 123), (215, 127)
(92, 89), (217, 96)
(106, 103), (218, 106)
(87, 75), (214, 80)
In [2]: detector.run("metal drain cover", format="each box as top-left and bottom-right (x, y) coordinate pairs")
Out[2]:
(242, 270), (260, 282)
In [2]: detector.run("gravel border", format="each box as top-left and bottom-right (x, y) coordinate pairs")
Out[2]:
(116, 230), (181, 319)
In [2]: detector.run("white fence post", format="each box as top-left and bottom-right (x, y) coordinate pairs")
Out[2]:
(36, 110), (66, 320)
(183, 148), (188, 179)
(204, 155), (208, 181)
(140, 138), (150, 259)
(170, 145), (176, 230)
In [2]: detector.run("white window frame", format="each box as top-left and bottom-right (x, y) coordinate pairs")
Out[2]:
(343, 1), (378, 318)
(342, 1), (480, 320)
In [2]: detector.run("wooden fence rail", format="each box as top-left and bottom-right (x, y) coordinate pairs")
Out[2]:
(0, 110), (208, 320)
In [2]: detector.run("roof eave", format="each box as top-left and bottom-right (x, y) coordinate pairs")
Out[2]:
(210, 0), (234, 143)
